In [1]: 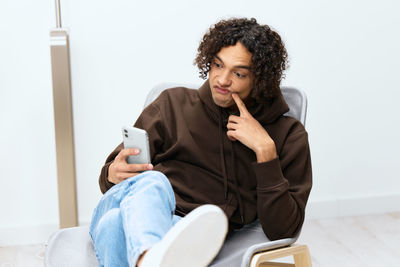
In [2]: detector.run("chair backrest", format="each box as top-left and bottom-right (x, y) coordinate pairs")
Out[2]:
(144, 82), (199, 109)
(144, 83), (308, 126)
(281, 86), (307, 126)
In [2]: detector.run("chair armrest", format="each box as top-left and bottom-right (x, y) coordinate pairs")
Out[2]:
(240, 237), (297, 267)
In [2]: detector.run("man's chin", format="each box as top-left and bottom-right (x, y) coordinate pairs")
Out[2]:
(214, 100), (234, 109)
(211, 94), (234, 108)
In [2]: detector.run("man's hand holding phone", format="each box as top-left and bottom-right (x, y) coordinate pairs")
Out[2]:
(108, 148), (153, 184)
(108, 126), (153, 184)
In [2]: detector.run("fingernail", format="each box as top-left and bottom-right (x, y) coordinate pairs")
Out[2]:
(146, 164), (153, 170)
(134, 149), (140, 154)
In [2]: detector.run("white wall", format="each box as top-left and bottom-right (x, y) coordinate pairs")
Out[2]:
(0, 0), (59, 245)
(1, 0), (399, 245)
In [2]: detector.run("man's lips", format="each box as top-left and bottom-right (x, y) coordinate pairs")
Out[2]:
(214, 86), (230, 95)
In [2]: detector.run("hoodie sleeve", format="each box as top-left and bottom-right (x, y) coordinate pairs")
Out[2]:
(252, 121), (312, 240)
(98, 102), (166, 194)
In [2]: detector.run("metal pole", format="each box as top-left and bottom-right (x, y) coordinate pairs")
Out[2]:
(55, 0), (62, 28)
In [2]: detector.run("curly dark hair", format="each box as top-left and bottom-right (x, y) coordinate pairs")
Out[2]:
(195, 18), (288, 101)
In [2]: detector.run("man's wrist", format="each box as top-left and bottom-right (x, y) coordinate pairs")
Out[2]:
(107, 164), (115, 184)
(254, 143), (277, 163)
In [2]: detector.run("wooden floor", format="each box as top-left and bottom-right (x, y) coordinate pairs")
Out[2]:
(297, 212), (400, 266)
(0, 212), (399, 266)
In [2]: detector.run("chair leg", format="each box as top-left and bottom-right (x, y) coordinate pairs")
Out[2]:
(250, 245), (311, 267)
(293, 245), (311, 267)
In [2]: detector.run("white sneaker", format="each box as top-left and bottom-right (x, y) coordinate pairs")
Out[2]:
(140, 204), (228, 267)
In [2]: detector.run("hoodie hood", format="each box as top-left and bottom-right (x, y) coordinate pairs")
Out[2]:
(198, 80), (289, 124)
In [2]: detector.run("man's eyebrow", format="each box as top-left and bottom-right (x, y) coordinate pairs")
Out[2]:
(235, 65), (251, 70)
(214, 55), (251, 70)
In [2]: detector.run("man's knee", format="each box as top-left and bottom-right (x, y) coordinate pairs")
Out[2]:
(144, 170), (169, 184)
(125, 171), (175, 209)
(135, 171), (172, 193)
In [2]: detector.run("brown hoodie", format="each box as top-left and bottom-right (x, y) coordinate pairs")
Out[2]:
(99, 81), (312, 240)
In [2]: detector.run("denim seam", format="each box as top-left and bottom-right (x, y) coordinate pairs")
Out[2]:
(89, 232), (105, 267)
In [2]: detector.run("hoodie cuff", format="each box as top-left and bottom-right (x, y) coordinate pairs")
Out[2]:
(252, 157), (286, 189)
(100, 161), (115, 194)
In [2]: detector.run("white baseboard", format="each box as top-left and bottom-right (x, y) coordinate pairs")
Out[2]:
(0, 222), (59, 246)
(0, 220), (92, 247)
(1, 194), (399, 246)
(306, 193), (400, 220)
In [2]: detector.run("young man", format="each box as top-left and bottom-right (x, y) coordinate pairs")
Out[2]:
(90, 18), (312, 267)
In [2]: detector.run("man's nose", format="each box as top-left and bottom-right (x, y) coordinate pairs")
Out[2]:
(218, 71), (232, 87)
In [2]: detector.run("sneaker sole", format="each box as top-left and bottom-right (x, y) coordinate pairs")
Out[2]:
(144, 204), (228, 267)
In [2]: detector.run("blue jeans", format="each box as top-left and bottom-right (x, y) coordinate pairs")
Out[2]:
(89, 171), (181, 267)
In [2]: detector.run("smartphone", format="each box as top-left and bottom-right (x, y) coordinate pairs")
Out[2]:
(122, 126), (151, 164)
